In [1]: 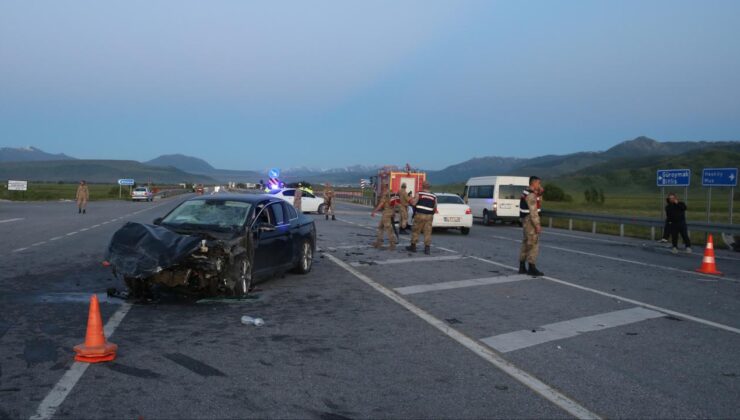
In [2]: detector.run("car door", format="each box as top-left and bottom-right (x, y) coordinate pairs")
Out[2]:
(269, 202), (293, 267)
(252, 202), (278, 274)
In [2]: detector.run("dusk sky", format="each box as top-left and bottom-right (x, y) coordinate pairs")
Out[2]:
(1, 0), (739, 171)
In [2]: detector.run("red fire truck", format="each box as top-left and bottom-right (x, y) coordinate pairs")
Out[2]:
(373, 164), (427, 199)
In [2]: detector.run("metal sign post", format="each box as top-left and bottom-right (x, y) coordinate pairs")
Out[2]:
(118, 179), (135, 200)
(657, 169), (690, 236)
(702, 168), (738, 225)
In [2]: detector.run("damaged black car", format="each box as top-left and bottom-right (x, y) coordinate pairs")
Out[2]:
(106, 194), (316, 299)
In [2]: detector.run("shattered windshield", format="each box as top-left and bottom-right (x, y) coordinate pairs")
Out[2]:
(162, 200), (252, 232)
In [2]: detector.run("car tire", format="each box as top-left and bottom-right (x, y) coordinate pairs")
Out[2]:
(232, 257), (253, 297)
(461, 227), (470, 235)
(318, 204), (326, 215)
(293, 240), (313, 274)
(482, 211), (490, 226)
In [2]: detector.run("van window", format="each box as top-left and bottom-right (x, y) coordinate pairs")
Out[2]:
(499, 185), (524, 200)
(467, 186), (478, 199)
(477, 186), (493, 199)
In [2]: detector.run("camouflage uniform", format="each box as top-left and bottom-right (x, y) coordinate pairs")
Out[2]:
(399, 185), (409, 230)
(76, 183), (89, 213)
(408, 184), (436, 253)
(324, 186), (335, 220)
(519, 190), (540, 264)
(373, 193), (396, 249)
(293, 188), (303, 212)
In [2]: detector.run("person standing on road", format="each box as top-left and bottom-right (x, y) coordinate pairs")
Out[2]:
(371, 184), (397, 250)
(406, 181), (436, 255)
(294, 184), (303, 213)
(519, 176), (544, 276)
(323, 183), (336, 221)
(76, 180), (89, 214)
(398, 183), (410, 234)
(665, 193), (691, 254)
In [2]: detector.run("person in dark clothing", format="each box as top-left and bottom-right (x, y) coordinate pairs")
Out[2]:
(665, 193), (691, 254)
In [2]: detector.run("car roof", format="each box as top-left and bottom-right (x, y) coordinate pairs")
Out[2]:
(433, 192), (460, 196)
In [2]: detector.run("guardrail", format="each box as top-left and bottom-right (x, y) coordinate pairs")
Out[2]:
(327, 192), (375, 207)
(541, 210), (740, 238)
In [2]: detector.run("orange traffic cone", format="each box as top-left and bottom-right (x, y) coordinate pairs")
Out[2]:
(696, 234), (722, 275)
(73, 294), (118, 363)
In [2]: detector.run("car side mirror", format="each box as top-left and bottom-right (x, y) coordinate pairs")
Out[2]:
(153, 217), (163, 225)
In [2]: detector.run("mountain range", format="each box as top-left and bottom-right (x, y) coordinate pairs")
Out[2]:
(0, 137), (737, 187)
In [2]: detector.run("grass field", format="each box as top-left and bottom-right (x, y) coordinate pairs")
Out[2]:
(0, 182), (156, 201)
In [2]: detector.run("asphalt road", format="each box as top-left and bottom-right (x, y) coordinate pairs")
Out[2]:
(1, 197), (738, 419)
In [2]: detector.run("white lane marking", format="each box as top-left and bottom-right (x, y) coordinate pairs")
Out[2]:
(396, 274), (533, 296)
(0, 217), (24, 224)
(31, 241), (47, 247)
(12, 247), (28, 253)
(468, 256), (740, 336)
(65, 232), (78, 236)
(31, 302), (132, 420)
(435, 246), (458, 254)
(78, 228), (89, 232)
(49, 236), (62, 241)
(325, 253), (601, 419)
(482, 307), (664, 353)
(489, 234), (740, 284)
(91, 224), (100, 228)
(350, 255), (463, 267)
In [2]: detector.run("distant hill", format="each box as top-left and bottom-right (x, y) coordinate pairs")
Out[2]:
(145, 154), (216, 174)
(0, 146), (76, 162)
(427, 137), (739, 185)
(554, 143), (740, 193)
(0, 160), (217, 184)
(145, 154), (261, 183)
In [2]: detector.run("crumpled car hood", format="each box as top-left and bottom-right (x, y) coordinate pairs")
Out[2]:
(106, 222), (202, 279)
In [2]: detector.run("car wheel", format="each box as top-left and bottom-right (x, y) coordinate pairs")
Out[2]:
(232, 257), (253, 296)
(318, 204), (326, 215)
(461, 227), (470, 235)
(294, 240), (313, 274)
(482, 211), (490, 226)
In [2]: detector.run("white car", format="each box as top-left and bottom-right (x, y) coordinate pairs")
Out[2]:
(271, 188), (326, 214)
(432, 193), (472, 235)
(131, 187), (153, 202)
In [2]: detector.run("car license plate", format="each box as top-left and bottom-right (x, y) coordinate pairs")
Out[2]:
(444, 217), (461, 222)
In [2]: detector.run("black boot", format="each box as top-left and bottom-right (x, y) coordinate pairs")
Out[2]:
(78, 208), (81, 214)
(83, 209), (86, 214)
(527, 264), (544, 277)
(406, 243), (417, 253)
(325, 215), (329, 220)
(332, 215), (336, 221)
(518, 261), (527, 274)
(424, 245), (431, 255)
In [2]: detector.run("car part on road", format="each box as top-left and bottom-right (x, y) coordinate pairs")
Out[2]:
(241, 315), (265, 326)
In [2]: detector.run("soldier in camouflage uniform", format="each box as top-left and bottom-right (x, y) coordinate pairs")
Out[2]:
(398, 183), (410, 234)
(406, 181), (436, 255)
(293, 184), (303, 212)
(324, 183), (336, 221)
(519, 176), (544, 276)
(371, 184), (396, 250)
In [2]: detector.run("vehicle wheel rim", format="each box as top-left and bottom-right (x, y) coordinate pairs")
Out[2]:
(240, 260), (252, 294)
(302, 243), (312, 271)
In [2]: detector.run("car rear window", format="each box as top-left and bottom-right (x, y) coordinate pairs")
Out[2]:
(437, 195), (464, 204)
(134, 188), (147, 192)
(282, 189), (295, 197)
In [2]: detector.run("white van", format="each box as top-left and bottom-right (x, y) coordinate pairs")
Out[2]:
(463, 176), (530, 225)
